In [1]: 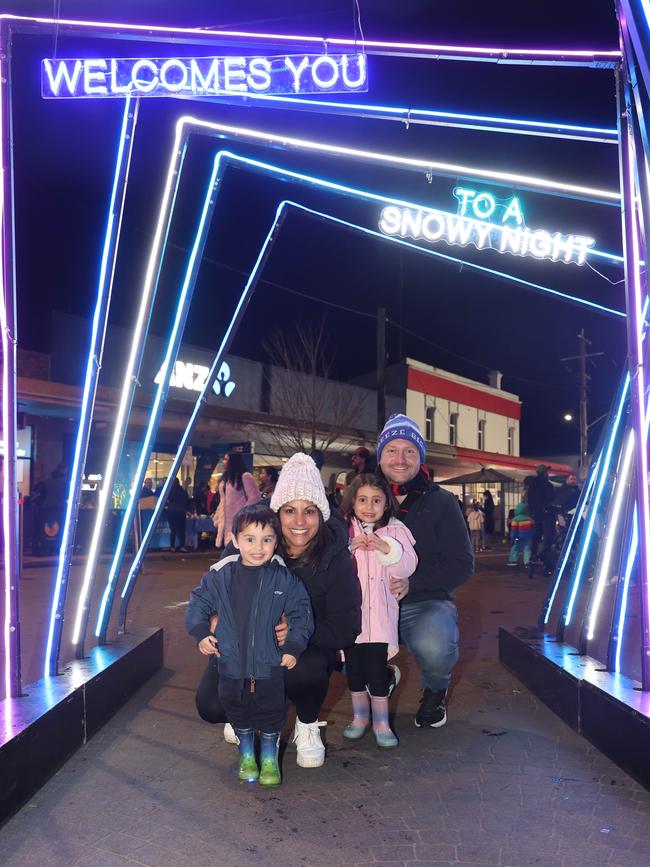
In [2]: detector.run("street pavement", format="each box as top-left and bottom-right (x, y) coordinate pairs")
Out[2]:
(1, 547), (649, 866)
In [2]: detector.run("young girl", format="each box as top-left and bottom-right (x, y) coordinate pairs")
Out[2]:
(341, 473), (418, 747)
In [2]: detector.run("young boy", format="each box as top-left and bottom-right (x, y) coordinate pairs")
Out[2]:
(185, 503), (313, 785)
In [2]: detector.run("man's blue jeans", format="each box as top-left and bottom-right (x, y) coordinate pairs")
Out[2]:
(399, 599), (459, 692)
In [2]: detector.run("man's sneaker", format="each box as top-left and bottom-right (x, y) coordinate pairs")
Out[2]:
(415, 688), (447, 728)
(223, 722), (239, 745)
(291, 718), (326, 768)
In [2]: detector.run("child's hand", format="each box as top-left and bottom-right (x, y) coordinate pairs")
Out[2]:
(275, 613), (288, 647)
(349, 534), (368, 551)
(198, 635), (220, 656)
(366, 533), (391, 555)
(280, 654), (297, 669)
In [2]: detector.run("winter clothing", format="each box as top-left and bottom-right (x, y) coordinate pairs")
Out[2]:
(377, 413), (427, 465)
(347, 516), (417, 659)
(270, 453), (331, 522)
(467, 508), (484, 532)
(510, 502), (534, 542)
(186, 554), (313, 680)
(526, 473), (555, 520)
(391, 475), (474, 603)
(215, 473), (261, 547)
(235, 728), (258, 782)
(508, 502), (535, 566)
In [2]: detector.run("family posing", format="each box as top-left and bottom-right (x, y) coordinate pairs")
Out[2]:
(185, 413), (474, 785)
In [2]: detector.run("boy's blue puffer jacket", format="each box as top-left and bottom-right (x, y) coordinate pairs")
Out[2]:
(185, 554), (314, 681)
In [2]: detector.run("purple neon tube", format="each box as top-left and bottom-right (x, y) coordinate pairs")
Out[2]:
(616, 44), (650, 689)
(0, 21), (21, 699)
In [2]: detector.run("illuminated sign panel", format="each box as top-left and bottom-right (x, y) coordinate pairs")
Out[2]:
(41, 54), (368, 99)
(379, 187), (595, 266)
(155, 360), (236, 397)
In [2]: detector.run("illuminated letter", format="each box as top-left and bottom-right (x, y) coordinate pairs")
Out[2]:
(43, 59), (83, 96)
(83, 59), (108, 96)
(528, 229), (552, 259)
(311, 56), (340, 89)
(110, 59), (131, 95)
(247, 57), (272, 92)
(285, 56), (310, 92)
(573, 235), (595, 265)
(190, 58), (220, 94)
(445, 214), (474, 246)
(160, 59), (189, 93)
(401, 208), (424, 239)
(453, 187), (475, 216)
(193, 364), (209, 391)
(132, 59), (159, 93)
(471, 192), (496, 220)
(379, 206), (401, 236)
(502, 196), (524, 225)
(223, 57), (247, 92)
(422, 212), (445, 241)
(499, 225), (523, 255)
(341, 54), (367, 89)
(474, 222), (493, 249)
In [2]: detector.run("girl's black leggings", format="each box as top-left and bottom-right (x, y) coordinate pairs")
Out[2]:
(195, 644), (336, 725)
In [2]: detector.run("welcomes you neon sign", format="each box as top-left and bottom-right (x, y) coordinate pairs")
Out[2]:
(41, 54), (368, 99)
(379, 186), (595, 266)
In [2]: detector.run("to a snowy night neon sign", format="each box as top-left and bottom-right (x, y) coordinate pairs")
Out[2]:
(379, 186), (596, 265)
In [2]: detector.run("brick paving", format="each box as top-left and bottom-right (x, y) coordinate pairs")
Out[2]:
(1, 548), (649, 866)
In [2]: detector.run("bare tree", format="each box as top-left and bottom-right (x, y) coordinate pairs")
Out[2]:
(263, 322), (367, 457)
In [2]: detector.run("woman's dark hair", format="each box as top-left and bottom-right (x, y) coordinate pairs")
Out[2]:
(341, 473), (397, 529)
(276, 503), (328, 569)
(222, 451), (247, 490)
(232, 503), (281, 538)
(263, 466), (279, 485)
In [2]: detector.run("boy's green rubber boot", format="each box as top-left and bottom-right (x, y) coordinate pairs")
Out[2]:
(259, 732), (281, 786)
(235, 728), (259, 782)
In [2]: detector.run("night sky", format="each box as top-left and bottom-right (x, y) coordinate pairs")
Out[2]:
(4, 0), (627, 456)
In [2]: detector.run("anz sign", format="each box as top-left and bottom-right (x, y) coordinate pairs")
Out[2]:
(154, 359), (236, 398)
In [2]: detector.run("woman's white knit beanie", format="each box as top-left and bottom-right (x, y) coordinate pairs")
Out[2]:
(270, 453), (331, 521)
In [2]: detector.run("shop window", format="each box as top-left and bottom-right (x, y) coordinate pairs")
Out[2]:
(507, 426), (515, 456)
(425, 406), (435, 442)
(478, 419), (486, 451)
(449, 412), (458, 446)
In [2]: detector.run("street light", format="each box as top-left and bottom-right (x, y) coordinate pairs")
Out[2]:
(563, 412), (574, 423)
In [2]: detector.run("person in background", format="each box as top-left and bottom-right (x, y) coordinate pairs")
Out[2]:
(206, 479), (219, 516)
(526, 464), (556, 575)
(258, 466), (279, 500)
(377, 414), (474, 729)
(139, 477), (156, 499)
(507, 501), (535, 568)
(482, 490), (495, 548)
(215, 452), (261, 548)
(554, 471), (580, 515)
(166, 476), (190, 553)
(193, 480), (209, 514)
(350, 446), (376, 476)
(467, 503), (484, 554)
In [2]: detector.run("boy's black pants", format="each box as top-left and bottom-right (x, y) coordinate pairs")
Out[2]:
(218, 675), (287, 732)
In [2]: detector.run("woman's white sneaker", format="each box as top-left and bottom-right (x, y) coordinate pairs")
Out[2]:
(292, 719), (326, 767)
(223, 722), (239, 745)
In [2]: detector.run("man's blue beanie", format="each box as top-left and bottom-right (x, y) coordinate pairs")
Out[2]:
(377, 413), (426, 464)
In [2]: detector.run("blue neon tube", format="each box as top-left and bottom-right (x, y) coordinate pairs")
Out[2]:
(44, 97), (137, 677)
(563, 374), (630, 627)
(94, 155), (225, 641)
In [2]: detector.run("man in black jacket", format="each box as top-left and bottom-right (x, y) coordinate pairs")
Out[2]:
(378, 414), (474, 728)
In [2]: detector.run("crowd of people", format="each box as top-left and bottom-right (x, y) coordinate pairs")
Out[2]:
(185, 413), (474, 786)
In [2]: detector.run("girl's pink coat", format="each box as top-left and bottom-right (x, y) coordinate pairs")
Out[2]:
(215, 473), (261, 546)
(349, 516), (418, 659)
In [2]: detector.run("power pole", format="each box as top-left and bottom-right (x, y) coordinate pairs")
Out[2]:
(377, 307), (387, 432)
(561, 329), (604, 476)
